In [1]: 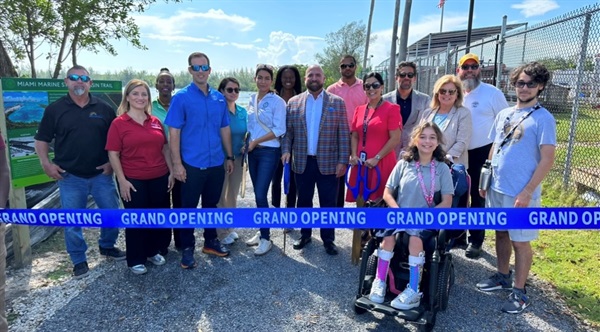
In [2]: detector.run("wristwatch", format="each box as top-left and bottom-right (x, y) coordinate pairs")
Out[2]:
(375, 154), (382, 161)
(226, 156), (235, 161)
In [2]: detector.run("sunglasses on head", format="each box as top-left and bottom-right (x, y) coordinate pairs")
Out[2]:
(439, 88), (457, 95)
(514, 81), (539, 89)
(340, 63), (355, 69)
(225, 87), (240, 94)
(190, 64), (210, 72)
(398, 72), (415, 78)
(363, 82), (382, 90)
(460, 64), (479, 70)
(256, 64), (274, 71)
(67, 74), (91, 82)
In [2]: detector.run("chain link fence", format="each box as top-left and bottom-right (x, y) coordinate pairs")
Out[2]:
(377, 4), (600, 201)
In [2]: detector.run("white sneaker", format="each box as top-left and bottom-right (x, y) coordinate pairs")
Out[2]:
(148, 254), (166, 266)
(245, 231), (261, 246)
(369, 279), (387, 303)
(390, 286), (421, 310)
(222, 232), (238, 245)
(130, 264), (147, 275)
(254, 238), (272, 256)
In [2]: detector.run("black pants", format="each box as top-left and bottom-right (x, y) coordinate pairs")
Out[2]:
(295, 157), (337, 244)
(121, 174), (171, 267)
(467, 143), (493, 246)
(178, 163), (224, 249)
(271, 162), (297, 208)
(156, 179), (182, 252)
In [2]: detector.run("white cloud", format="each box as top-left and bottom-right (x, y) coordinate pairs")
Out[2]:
(214, 42), (229, 47)
(368, 13), (470, 67)
(511, 0), (560, 18)
(144, 33), (211, 43)
(231, 43), (256, 50)
(257, 31), (323, 66)
(253, 38), (263, 43)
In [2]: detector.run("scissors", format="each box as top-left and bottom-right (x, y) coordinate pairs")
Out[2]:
(345, 163), (381, 202)
(283, 161), (290, 195)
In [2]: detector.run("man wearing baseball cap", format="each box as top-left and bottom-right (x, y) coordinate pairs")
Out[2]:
(456, 53), (509, 259)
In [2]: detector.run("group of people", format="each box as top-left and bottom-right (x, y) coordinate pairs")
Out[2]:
(30, 51), (555, 316)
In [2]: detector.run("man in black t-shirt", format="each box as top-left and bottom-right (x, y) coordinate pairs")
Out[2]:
(35, 65), (125, 278)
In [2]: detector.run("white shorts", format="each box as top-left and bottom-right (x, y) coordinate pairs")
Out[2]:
(486, 189), (540, 242)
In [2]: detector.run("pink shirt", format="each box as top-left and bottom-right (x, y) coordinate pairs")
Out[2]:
(326, 78), (368, 126)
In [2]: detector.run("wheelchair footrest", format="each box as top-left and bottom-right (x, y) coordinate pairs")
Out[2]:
(355, 296), (424, 321)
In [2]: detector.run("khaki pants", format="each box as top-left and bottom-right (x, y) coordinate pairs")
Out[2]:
(0, 224), (7, 332)
(216, 162), (244, 239)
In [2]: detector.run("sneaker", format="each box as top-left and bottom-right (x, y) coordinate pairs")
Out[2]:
(245, 231), (261, 246)
(148, 254), (166, 266)
(502, 289), (531, 314)
(222, 232), (238, 245)
(254, 238), (272, 256)
(72, 261), (89, 278)
(477, 272), (513, 292)
(180, 248), (197, 269)
(369, 279), (386, 304)
(202, 239), (230, 257)
(130, 264), (147, 275)
(390, 286), (421, 310)
(99, 247), (126, 261)
(465, 243), (482, 259)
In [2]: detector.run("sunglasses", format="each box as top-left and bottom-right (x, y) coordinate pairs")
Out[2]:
(67, 74), (91, 82)
(515, 81), (539, 89)
(340, 63), (355, 69)
(439, 88), (457, 95)
(363, 82), (382, 90)
(225, 87), (240, 94)
(190, 64), (210, 72)
(398, 72), (415, 78)
(256, 64), (274, 71)
(460, 64), (479, 70)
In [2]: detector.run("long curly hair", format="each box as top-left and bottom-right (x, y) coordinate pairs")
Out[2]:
(403, 121), (447, 162)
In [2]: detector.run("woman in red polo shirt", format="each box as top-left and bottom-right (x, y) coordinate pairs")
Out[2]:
(106, 79), (174, 275)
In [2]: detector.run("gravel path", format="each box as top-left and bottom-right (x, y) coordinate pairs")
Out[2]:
(5, 179), (594, 332)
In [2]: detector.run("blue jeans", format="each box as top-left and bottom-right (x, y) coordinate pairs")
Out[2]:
(58, 172), (121, 265)
(249, 146), (281, 240)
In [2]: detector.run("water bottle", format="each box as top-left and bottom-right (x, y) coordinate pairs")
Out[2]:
(479, 160), (492, 190)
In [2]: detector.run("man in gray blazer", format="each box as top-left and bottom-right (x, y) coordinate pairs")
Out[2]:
(382, 61), (431, 158)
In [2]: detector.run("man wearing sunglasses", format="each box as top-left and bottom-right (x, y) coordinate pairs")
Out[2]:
(457, 53), (509, 259)
(326, 55), (368, 208)
(477, 61), (555, 314)
(164, 52), (234, 269)
(382, 61), (431, 158)
(35, 65), (125, 278)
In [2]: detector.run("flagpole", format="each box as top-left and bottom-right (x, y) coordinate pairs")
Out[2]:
(440, 4), (444, 32)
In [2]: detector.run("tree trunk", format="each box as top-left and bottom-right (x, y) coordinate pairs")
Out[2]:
(389, 0), (401, 90)
(26, 11), (36, 78)
(363, 0), (375, 75)
(398, 0), (412, 62)
(52, 26), (71, 78)
(71, 31), (79, 66)
(0, 40), (18, 77)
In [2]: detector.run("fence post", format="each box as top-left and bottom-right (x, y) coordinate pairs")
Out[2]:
(426, 34), (432, 93)
(496, 15), (507, 89)
(445, 42), (452, 74)
(563, 13), (592, 187)
(521, 22), (528, 64)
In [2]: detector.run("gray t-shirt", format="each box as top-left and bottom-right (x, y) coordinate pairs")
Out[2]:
(386, 159), (454, 208)
(488, 104), (557, 199)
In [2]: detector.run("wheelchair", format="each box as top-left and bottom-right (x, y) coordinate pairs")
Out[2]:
(353, 228), (463, 332)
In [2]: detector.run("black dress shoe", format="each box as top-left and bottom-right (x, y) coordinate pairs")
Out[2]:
(293, 237), (311, 250)
(324, 243), (338, 256)
(465, 243), (482, 259)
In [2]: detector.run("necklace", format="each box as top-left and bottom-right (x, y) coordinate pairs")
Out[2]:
(157, 97), (170, 109)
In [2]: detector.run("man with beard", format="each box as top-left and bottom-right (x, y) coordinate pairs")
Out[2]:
(326, 55), (367, 208)
(457, 53), (509, 258)
(35, 65), (125, 278)
(282, 65), (350, 256)
(477, 62), (555, 314)
(382, 61), (431, 158)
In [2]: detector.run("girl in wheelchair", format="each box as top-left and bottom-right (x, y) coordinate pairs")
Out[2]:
(369, 121), (454, 310)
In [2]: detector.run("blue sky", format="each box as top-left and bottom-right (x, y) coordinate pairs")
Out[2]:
(72, 0), (597, 74)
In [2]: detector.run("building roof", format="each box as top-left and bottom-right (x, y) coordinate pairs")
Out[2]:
(407, 23), (527, 58)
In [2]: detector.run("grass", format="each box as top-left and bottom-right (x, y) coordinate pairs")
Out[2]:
(488, 179), (600, 328)
(554, 107), (600, 143)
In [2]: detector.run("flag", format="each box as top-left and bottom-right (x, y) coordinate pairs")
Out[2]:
(438, 0), (446, 8)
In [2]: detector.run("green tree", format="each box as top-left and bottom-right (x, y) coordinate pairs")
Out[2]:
(314, 21), (374, 87)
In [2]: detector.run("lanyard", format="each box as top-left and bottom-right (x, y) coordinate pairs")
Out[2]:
(496, 103), (541, 155)
(416, 160), (436, 207)
(362, 99), (383, 148)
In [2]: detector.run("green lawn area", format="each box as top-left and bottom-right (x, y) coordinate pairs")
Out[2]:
(555, 107), (600, 143)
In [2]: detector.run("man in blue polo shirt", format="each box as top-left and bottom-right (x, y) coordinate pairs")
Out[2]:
(165, 52), (235, 269)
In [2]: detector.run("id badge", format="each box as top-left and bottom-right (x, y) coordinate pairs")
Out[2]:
(491, 153), (500, 167)
(359, 151), (367, 162)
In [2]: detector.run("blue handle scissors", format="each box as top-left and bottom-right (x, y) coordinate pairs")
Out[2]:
(345, 163), (381, 202)
(283, 162), (290, 195)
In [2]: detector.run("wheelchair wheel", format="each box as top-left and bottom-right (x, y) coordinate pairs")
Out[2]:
(437, 254), (454, 311)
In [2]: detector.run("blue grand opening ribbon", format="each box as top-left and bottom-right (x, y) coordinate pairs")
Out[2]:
(2, 207), (599, 230)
